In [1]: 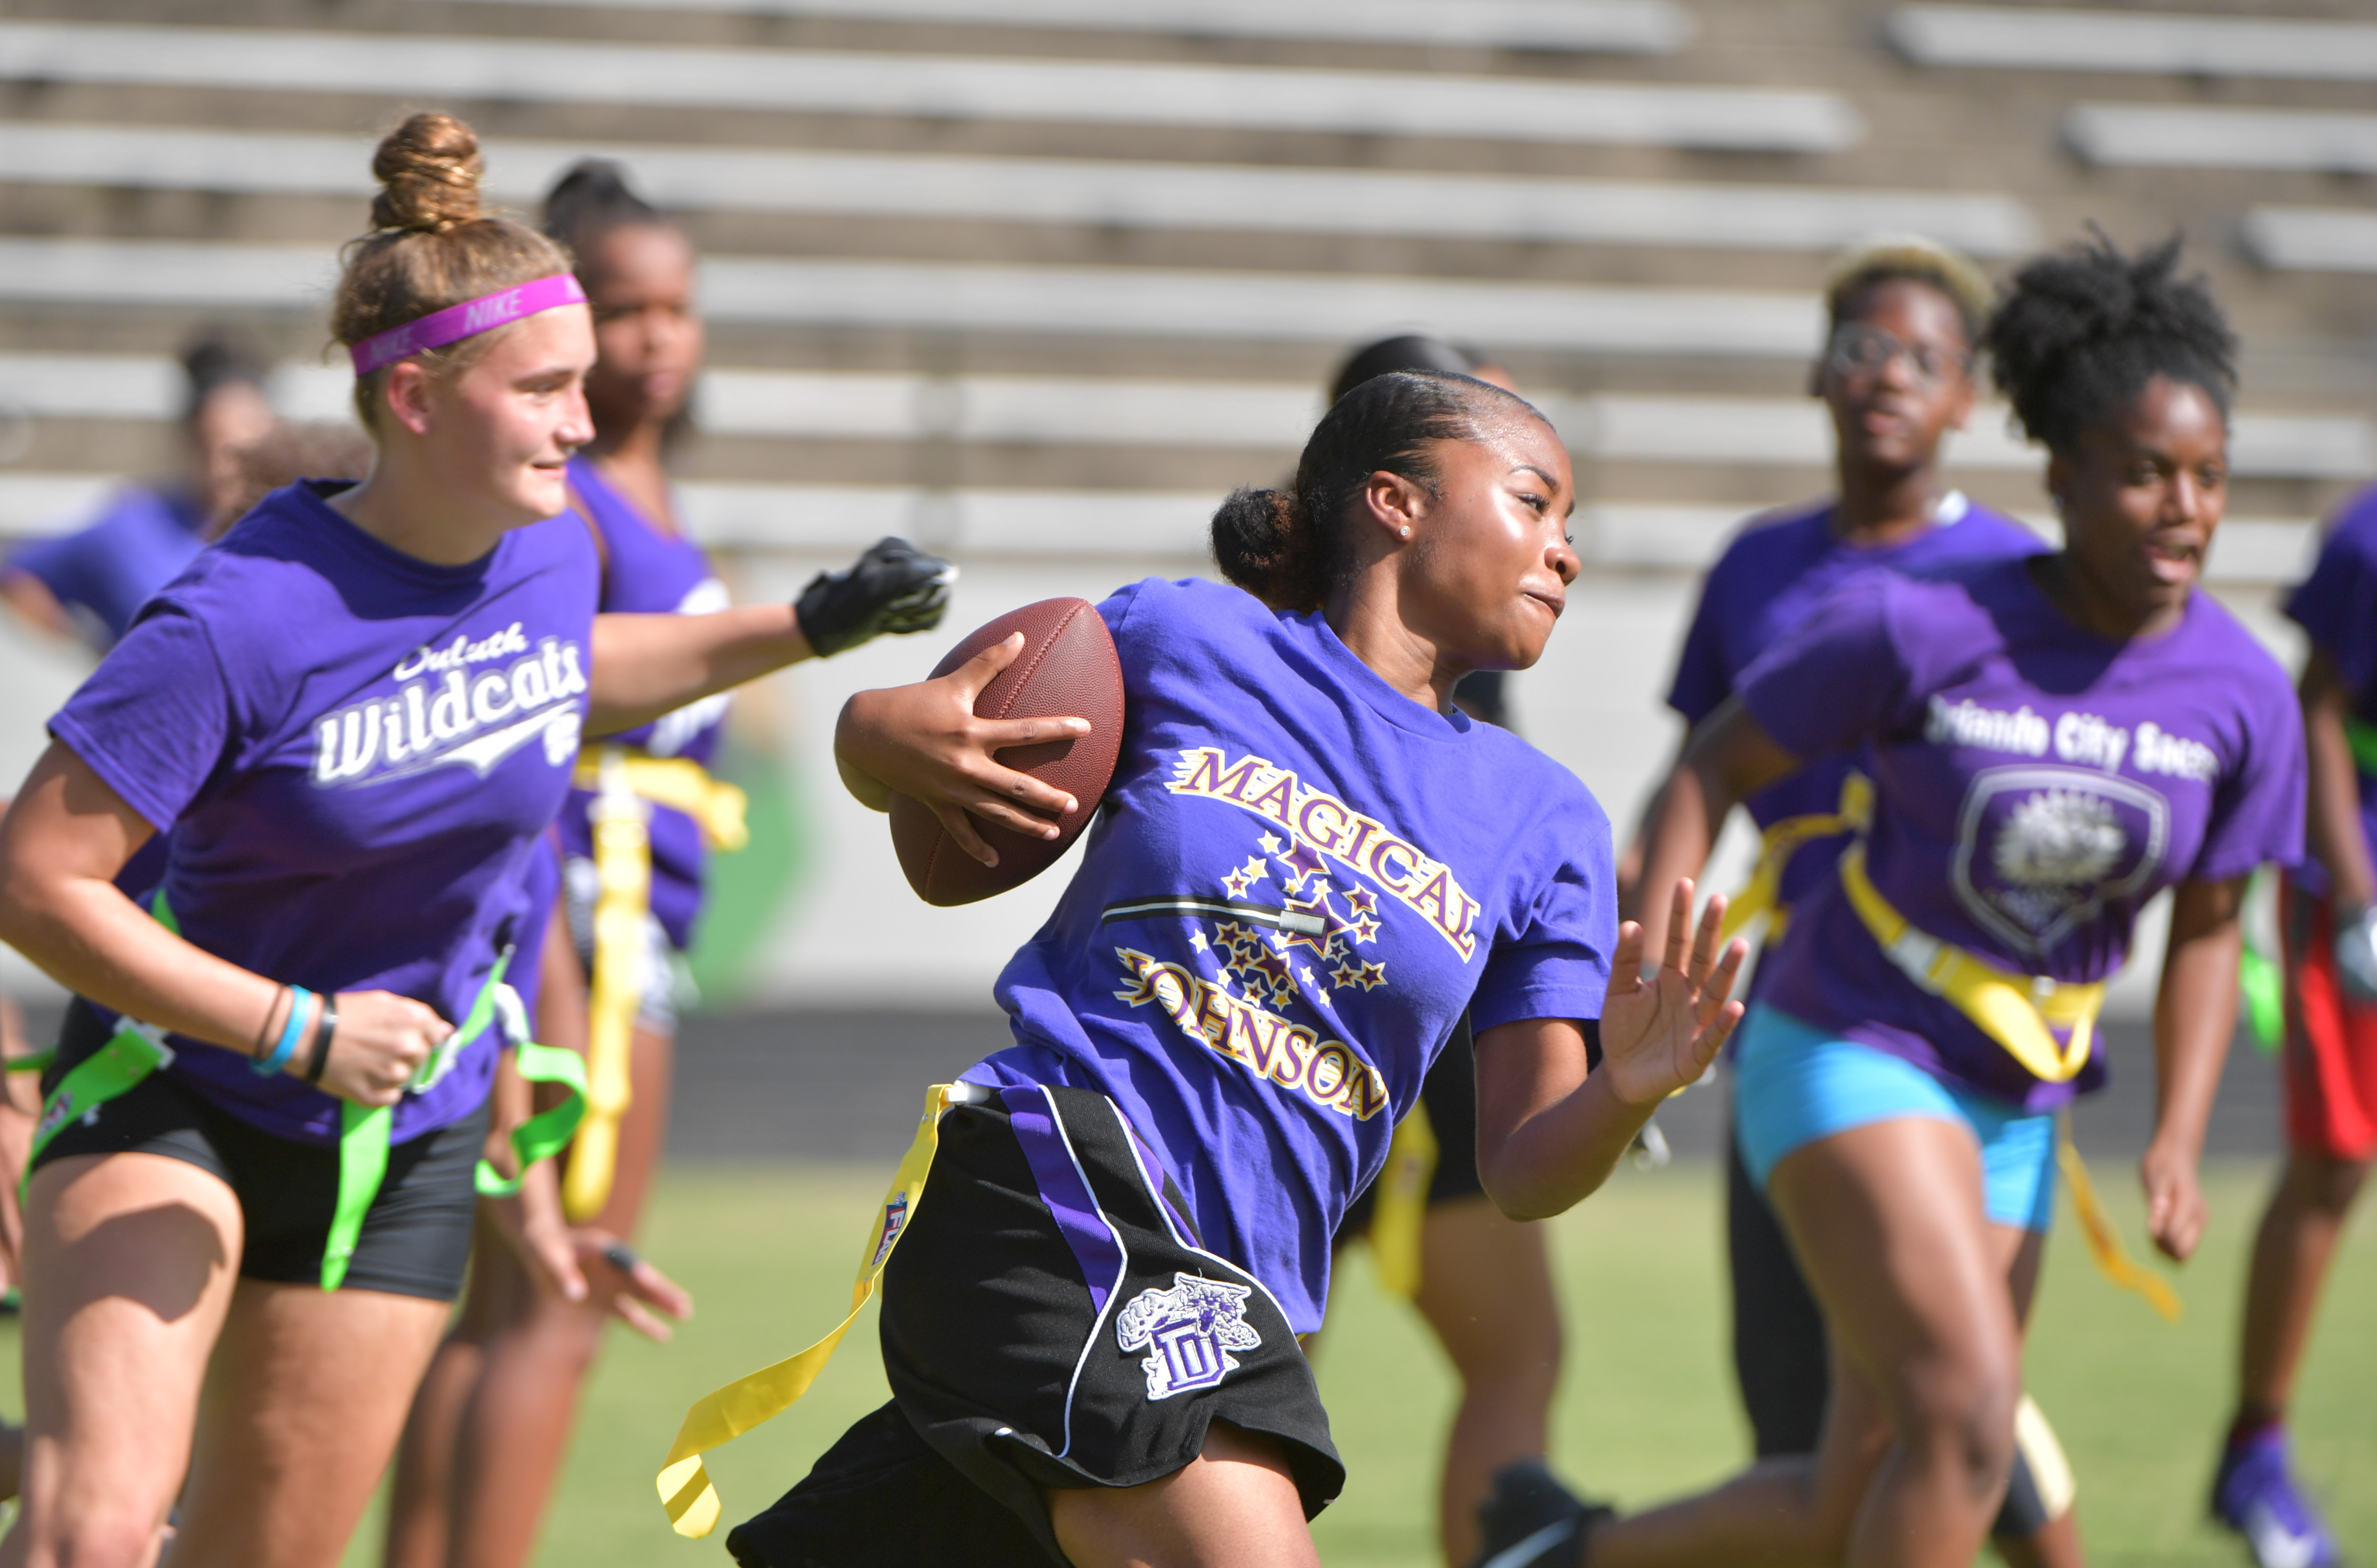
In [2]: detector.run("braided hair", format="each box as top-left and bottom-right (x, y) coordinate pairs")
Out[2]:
(1985, 234), (2237, 453)
(1210, 370), (1539, 611)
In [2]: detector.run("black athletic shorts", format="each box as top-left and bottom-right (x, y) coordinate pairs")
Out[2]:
(30, 998), (486, 1301)
(1334, 1016), (1487, 1244)
(729, 1083), (1345, 1568)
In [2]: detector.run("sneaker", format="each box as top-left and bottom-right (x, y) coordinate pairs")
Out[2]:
(2211, 1432), (2342, 1568)
(1469, 1459), (1612, 1568)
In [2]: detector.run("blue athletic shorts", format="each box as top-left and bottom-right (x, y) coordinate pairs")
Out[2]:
(1731, 1004), (2059, 1233)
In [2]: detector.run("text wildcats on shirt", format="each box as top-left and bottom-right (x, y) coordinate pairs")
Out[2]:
(1166, 748), (1482, 958)
(313, 633), (588, 784)
(1113, 947), (1391, 1122)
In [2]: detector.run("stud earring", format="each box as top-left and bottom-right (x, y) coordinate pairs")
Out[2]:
(1398, 526), (1411, 539)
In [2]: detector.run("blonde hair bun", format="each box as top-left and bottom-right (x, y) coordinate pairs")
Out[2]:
(370, 112), (484, 236)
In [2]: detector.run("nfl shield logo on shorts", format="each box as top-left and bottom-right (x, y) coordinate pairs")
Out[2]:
(870, 1193), (909, 1268)
(1116, 1273), (1263, 1400)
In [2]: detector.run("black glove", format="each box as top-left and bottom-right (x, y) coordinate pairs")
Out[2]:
(795, 537), (956, 658)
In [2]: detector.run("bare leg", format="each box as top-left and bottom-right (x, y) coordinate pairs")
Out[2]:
(438, 1024), (670, 1568)
(1409, 1196), (1562, 1566)
(382, 1232), (505, 1568)
(4, 1152), (244, 1568)
(1588, 1117), (2023, 1568)
(1047, 1420), (1323, 1568)
(173, 1280), (449, 1568)
(2234, 1150), (2369, 1427)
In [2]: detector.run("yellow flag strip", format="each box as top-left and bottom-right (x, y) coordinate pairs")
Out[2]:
(1367, 1102), (1440, 1300)
(2058, 1118), (2182, 1323)
(656, 1082), (971, 1538)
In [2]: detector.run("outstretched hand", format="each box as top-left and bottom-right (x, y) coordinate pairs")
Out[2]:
(1598, 879), (1748, 1109)
(834, 632), (1092, 867)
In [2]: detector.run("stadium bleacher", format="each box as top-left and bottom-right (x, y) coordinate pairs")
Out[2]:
(1, 0), (2371, 584)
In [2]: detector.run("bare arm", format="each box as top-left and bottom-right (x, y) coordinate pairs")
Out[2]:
(2300, 649), (2376, 911)
(1476, 881), (1747, 1219)
(0, 743), (443, 1104)
(586, 605), (812, 737)
(833, 635), (1094, 867)
(2141, 874), (2247, 1262)
(0, 569), (75, 644)
(1630, 698), (1804, 956)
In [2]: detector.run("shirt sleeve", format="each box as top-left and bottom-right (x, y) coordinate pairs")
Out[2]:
(1735, 574), (1912, 763)
(2192, 672), (2309, 885)
(2284, 514), (2377, 698)
(45, 605), (236, 834)
(1664, 570), (1733, 724)
(1469, 791), (1617, 1031)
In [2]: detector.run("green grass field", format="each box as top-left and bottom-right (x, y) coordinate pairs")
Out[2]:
(40, 1157), (2354, 1566)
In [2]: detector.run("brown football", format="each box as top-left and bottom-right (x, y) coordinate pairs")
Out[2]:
(887, 597), (1126, 906)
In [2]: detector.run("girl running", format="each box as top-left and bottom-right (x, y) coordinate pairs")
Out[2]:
(1597, 236), (2303, 1568)
(385, 157), (955, 1568)
(1619, 239), (2086, 1564)
(1311, 333), (1580, 1568)
(701, 367), (1747, 1568)
(2208, 479), (2377, 1568)
(0, 112), (937, 1568)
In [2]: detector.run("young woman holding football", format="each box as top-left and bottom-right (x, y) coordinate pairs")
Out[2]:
(701, 367), (1747, 1568)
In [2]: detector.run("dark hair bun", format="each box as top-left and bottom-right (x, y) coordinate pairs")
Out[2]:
(1985, 233), (2236, 452)
(542, 158), (662, 257)
(370, 112), (484, 235)
(1330, 334), (1477, 406)
(1211, 487), (1322, 611)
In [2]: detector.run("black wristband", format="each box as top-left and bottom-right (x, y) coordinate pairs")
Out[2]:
(304, 1000), (339, 1084)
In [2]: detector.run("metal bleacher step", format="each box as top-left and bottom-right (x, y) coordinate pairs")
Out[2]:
(0, 235), (1830, 360)
(421, 0), (1699, 55)
(0, 21), (1862, 153)
(2245, 207), (2377, 275)
(2064, 102), (2377, 174)
(0, 122), (2036, 257)
(1890, 5), (2377, 84)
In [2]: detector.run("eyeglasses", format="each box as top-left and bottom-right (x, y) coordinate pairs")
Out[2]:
(1825, 323), (1970, 388)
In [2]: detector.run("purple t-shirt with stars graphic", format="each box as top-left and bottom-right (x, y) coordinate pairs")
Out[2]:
(2281, 484), (2377, 901)
(966, 577), (1615, 1330)
(1740, 558), (2303, 1112)
(47, 481), (599, 1146)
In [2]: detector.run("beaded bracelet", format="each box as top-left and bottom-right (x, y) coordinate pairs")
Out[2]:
(304, 999), (340, 1085)
(253, 986), (313, 1077)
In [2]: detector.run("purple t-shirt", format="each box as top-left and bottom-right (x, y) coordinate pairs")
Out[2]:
(2282, 484), (2377, 901)
(965, 578), (1615, 1330)
(554, 455), (728, 950)
(5, 483), (209, 649)
(1668, 495), (2047, 943)
(1740, 559), (2304, 1111)
(48, 481), (599, 1144)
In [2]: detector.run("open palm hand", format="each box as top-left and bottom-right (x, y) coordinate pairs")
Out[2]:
(1599, 879), (1749, 1109)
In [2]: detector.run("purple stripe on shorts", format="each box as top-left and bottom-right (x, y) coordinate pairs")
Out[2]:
(1120, 1116), (1200, 1247)
(1000, 1085), (1124, 1317)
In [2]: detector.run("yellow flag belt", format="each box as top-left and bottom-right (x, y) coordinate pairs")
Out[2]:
(656, 1081), (978, 1538)
(1833, 839), (2179, 1318)
(565, 746), (749, 1224)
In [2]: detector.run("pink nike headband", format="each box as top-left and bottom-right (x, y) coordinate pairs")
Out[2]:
(348, 273), (587, 377)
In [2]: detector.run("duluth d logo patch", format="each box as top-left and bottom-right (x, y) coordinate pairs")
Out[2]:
(1116, 1274), (1262, 1400)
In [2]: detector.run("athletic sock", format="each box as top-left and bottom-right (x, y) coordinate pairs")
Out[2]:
(2225, 1412), (2285, 1453)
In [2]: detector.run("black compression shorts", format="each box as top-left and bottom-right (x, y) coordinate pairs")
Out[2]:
(31, 998), (486, 1301)
(729, 1083), (1344, 1568)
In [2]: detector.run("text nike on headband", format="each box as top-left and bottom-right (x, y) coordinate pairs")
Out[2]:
(348, 273), (587, 377)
